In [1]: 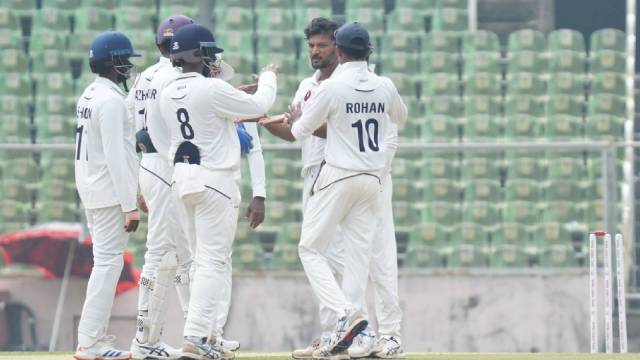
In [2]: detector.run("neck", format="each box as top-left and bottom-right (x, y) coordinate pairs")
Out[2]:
(102, 72), (120, 84)
(318, 61), (338, 81)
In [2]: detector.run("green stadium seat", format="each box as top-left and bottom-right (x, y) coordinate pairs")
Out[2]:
(257, 32), (297, 54)
(387, 73), (417, 96)
(587, 94), (627, 117)
(421, 115), (458, 141)
(421, 201), (461, 226)
(438, 0), (468, 9)
(504, 114), (542, 139)
(545, 95), (583, 116)
(0, 222), (31, 233)
(548, 50), (586, 74)
(490, 222), (530, 268)
(216, 0), (254, 8)
(393, 201), (419, 226)
(404, 223), (448, 268)
(589, 50), (626, 73)
(0, 8), (19, 30)
(277, 222), (300, 245)
(394, 178), (420, 201)
(539, 244), (579, 267)
(505, 73), (545, 97)
(0, 29), (23, 51)
(544, 114), (582, 140)
(586, 156), (624, 181)
(462, 201), (501, 227)
(545, 180), (582, 203)
(116, 7), (156, 31)
(590, 28), (625, 54)
(35, 201), (78, 223)
(1, 50), (29, 73)
(6, 0), (37, 12)
(548, 29), (586, 53)
(464, 96), (501, 116)
(2, 179), (33, 203)
(507, 157), (547, 181)
(503, 200), (539, 226)
(590, 72), (626, 96)
(68, 30), (101, 59)
(460, 156), (499, 180)
(583, 200), (605, 229)
(405, 97), (426, 118)
(463, 179), (502, 202)
(547, 157), (587, 180)
(37, 73), (74, 97)
(421, 179), (460, 202)
(462, 30), (500, 54)
(37, 115), (76, 143)
(30, 31), (69, 55)
(507, 51), (546, 74)
(422, 31), (459, 53)
(423, 52), (458, 74)
(462, 51), (500, 76)
(344, 9), (384, 35)
(294, 8), (332, 30)
(585, 114), (625, 140)
(33, 7), (72, 32)
(127, 31), (157, 54)
(432, 8), (467, 32)
(380, 32), (421, 53)
(462, 114), (502, 140)
(505, 95), (545, 117)
(271, 242), (302, 270)
(381, 53), (420, 74)
(86, 0), (119, 9)
(505, 179), (541, 202)
(387, 7), (425, 32)
(222, 53), (255, 75)
(0, 116), (31, 143)
(542, 201), (582, 224)
(33, 49), (70, 75)
(256, 9), (295, 31)
(464, 72), (500, 97)
(547, 72), (584, 97)
(40, 155), (75, 182)
(1, 95), (30, 117)
(396, 0), (437, 11)
(41, 0), (81, 10)
(448, 222), (489, 267)
(421, 157), (458, 179)
(345, 0), (386, 10)
(37, 179), (77, 203)
(425, 95), (462, 117)
(216, 7), (254, 31)
(254, 0), (294, 9)
(507, 29), (546, 53)
(1, 200), (31, 223)
(232, 241), (265, 271)
(75, 8), (114, 31)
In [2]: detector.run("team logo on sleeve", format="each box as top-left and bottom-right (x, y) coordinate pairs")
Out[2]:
(304, 90), (311, 101)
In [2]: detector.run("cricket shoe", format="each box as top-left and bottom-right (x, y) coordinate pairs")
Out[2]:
(292, 335), (332, 359)
(311, 345), (349, 360)
(371, 336), (404, 358)
(180, 337), (235, 360)
(210, 336), (240, 352)
(348, 330), (377, 358)
(74, 335), (131, 360)
(130, 338), (181, 359)
(328, 310), (368, 355)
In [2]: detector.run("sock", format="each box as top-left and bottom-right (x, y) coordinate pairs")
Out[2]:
(136, 310), (149, 343)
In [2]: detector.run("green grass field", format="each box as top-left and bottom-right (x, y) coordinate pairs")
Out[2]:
(0, 353), (637, 360)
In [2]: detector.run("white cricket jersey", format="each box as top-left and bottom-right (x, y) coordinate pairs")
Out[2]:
(160, 71), (277, 172)
(75, 76), (139, 212)
(292, 70), (329, 175)
(125, 57), (178, 161)
(291, 61), (407, 172)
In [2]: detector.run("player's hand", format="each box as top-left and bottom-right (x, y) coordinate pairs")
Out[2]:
(284, 102), (302, 125)
(246, 196), (265, 229)
(260, 64), (279, 76)
(137, 194), (148, 213)
(237, 83), (258, 94)
(124, 210), (140, 232)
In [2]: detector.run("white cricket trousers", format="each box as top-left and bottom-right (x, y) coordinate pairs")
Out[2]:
(138, 154), (192, 312)
(77, 205), (128, 341)
(369, 175), (402, 337)
(173, 170), (240, 338)
(299, 164), (380, 318)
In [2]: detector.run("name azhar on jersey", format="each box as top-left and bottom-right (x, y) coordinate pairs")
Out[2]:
(135, 88), (158, 101)
(346, 101), (385, 114)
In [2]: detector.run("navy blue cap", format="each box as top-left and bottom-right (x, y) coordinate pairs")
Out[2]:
(89, 31), (140, 63)
(171, 23), (223, 55)
(335, 22), (370, 51)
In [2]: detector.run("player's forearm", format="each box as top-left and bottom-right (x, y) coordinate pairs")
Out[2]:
(262, 121), (296, 142)
(312, 123), (327, 139)
(247, 151), (266, 198)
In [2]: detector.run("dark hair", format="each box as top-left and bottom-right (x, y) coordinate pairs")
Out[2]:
(304, 17), (339, 40)
(338, 46), (369, 60)
(158, 39), (172, 54)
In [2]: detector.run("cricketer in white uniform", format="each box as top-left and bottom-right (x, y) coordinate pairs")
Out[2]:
(289, 22), (407, 359)
(125, 15), (195, 360)
(74, 31), (141, 360)
(159, 24), (277, 360)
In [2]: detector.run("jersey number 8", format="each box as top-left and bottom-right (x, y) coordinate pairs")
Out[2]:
(177, 108), (194, 140)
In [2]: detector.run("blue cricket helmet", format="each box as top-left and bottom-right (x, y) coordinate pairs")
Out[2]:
(89, 31), (140, 65)
(335, 22), (371, 51)
(170, 23), (223, 64)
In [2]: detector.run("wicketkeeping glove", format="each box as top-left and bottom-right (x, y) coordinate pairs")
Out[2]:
(236, 123), (254, 155)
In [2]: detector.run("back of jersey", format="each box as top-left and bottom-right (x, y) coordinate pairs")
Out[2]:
(160, 73), (240, 172)
(323, 63), (403, 172)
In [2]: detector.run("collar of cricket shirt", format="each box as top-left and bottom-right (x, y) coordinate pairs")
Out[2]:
(159, 56), (172, 66)
(94, 76), (126, 96)
(338, 61), (368, 72)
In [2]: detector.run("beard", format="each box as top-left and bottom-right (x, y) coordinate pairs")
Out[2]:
(311, 57), (333, 69)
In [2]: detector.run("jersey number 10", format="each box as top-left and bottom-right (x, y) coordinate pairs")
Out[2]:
(352, 118), (379, 152)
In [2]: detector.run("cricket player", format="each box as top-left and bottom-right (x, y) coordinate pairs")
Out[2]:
(74, 31), (141, 360)
(288, 22), (407, 359)
(125, 15), (195, 359)
(160, 23), (277, 359)
(261, 18), (405, 359)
